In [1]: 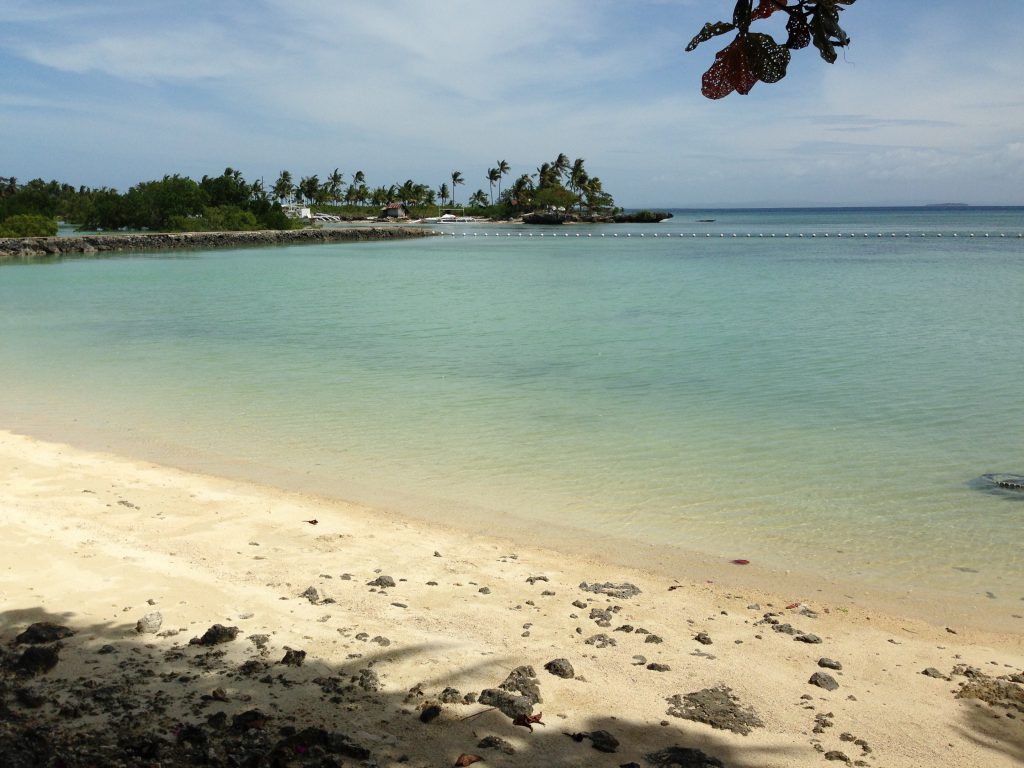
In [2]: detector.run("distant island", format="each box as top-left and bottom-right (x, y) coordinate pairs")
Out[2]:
(0, 154), (624, 237)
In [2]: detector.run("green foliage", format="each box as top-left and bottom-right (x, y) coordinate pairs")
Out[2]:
(0, 213), (58, 237)
(532, 185), (579, 212)
(167, 206), (260, 232)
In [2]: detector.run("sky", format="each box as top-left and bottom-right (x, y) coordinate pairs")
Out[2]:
(2, 0), (1023, 208)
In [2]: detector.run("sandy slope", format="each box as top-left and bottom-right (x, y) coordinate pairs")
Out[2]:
(1, 429), (1021, 767)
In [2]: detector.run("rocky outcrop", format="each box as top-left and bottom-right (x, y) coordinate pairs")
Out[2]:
(0, 227), (437, 261)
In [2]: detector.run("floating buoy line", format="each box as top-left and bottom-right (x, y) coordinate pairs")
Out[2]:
(429, 229), (1023, 239)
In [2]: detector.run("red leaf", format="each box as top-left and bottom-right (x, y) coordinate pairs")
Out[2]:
(752, 0), (786, 21)
(731, 559), (750, 565)
(701, 36), (758, 99)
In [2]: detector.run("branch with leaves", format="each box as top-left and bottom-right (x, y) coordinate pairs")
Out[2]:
(687, 0), (855, 99)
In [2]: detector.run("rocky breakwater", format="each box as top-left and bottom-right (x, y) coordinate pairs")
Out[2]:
(0, 227), (438, 261)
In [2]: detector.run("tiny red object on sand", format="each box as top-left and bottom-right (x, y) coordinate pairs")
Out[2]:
(730, 559), (750, 565)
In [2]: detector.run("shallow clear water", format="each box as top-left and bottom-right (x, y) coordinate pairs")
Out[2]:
(2, 208), (1023, 611)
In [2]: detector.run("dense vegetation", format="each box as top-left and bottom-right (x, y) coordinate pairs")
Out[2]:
(0, 154), (617, 235)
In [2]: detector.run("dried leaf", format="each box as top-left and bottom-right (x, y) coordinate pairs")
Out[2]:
(701, 32), (789, 99)
(749, 32), (791, 84)
(752, 0), (787, 21)
(785, 14), (811, 50)
(512, 712), (546, 731)
(454, 755), (482, 767)
(685, 21), (736, 52)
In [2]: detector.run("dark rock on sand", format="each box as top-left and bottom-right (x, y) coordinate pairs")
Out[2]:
(921, 667), (947, 679)
(544, 658), (575, 679)
(646, 746), (725, 767)
(479, 688), (535, 718)
(15, 645), (61, 675)
(809, 672), (840, 691)
(695, 632), (713, 645)
(579, 581), (642, 599)
(589, 729), (620, 752)
(795, 634), (822, 644)
(15, 623), (75, 644)
(666, 686), (764, 735)
(279, 648), (306, 667)
(368, 575), (396, 588)
(189, 624), (239, 646)
(299, 586), (320, 604)
(439, 686), (463, 703)
(647, 663), (671, 672)
(419, 703), (442, 723)
(824, 750), (851, 763)
(499, 665), (542, 705)
(819, 658), (843, 670)
(478, 734), (516, 754)
(585, 634), (617, 648)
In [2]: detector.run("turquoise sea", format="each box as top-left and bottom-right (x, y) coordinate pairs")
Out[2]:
(2, 207), (1023, 620)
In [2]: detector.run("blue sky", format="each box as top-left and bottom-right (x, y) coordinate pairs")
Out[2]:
(2, 1), (1022, 207)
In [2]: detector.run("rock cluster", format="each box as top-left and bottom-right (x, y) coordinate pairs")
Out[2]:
(0, 227), (436, 260)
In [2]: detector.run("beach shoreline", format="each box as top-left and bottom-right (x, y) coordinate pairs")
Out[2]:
(1, 428), (1021, 767)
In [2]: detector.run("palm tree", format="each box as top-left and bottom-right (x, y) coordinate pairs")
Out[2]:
(552, 153), (570, 182)
(486, 167), (500, 205)
(534, 162), (557, 190)
(496, 160), (510, 201)
(468, 189), (489, 208)
(450, 170), (464, 206)
(569, 158), (588, 211)
(326, 168), (344, 205)
(349, 171), (366, 206)
(273, 170), (293, 204)
(437, 182), (449, 206)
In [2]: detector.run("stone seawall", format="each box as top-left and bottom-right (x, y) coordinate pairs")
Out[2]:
(0, 227), (438, 260)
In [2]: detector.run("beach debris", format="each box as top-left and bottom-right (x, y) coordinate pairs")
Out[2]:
(585, 633), (617, 648)
(648, 663), (672, 672)
(368, 575), (396, 588)
(544, 658), (575, 678)
(302, 518), (318, 525)
(454, 754), (483, 766)
(666, 686), (764, 735)
(809, 672), (840, 691)
(824, 750), (851, 763)
(921, 667), (947, 680)
(15, 622), (75, 645)
(526, 575), (549, 584)
(135, 611), (163, 634)
(189, 624), (239, 646)
(439, 686), (463, 703)
(730, 559), (750, 565)
(299, 586), (320, 604)
(818, 658), (843, 670)
(646, 746), (725, 767)
(579, 581), (642, 599)
(695, 632), (713, 645)
(512, 712), (545, 731)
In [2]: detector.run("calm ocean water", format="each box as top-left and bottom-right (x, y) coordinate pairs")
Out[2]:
(3, 208), (1023, 613)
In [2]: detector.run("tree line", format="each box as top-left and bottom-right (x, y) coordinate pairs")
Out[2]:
(0, 154), (617, 236)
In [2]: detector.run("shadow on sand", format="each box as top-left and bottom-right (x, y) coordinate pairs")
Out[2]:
(0, 606), (805, 768)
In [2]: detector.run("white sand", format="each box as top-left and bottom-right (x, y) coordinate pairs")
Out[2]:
(1, 429), (1021, 767)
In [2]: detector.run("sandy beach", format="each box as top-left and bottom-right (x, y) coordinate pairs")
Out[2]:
(1, 428), (1021, 767)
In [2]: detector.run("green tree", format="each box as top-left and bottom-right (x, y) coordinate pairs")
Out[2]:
(325, 168), (344, 205)
(486, 167), (500, 205)
(273, 170), (294, 203)
(450, 170), (464, 206)
(687, 0), (855, 99)
(127, 175), (206, 230)
(0, 213), (58, 237)
(437, 182), (449, 207)
(568, 158), (588, 210)
(468, 189), (489, 208)
(201, 167), (250, 208)
(496, 160), (510, 201)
